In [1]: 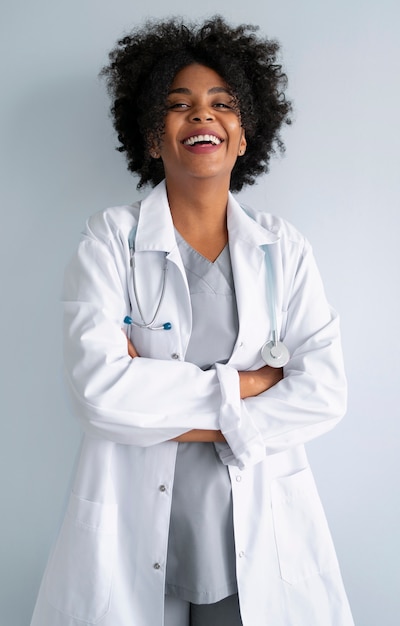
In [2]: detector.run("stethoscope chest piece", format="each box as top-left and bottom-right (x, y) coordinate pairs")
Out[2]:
(261, 340), (290, 368)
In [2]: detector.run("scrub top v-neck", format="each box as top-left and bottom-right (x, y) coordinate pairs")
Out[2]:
(165, 231), (239, 605)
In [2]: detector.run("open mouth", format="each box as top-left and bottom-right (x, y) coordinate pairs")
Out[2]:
(182, 134), (223, 147)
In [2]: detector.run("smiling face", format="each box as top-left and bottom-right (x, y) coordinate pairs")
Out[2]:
(155, 63), (247, 189)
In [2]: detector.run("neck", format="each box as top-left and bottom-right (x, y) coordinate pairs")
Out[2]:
(165, 176), (230, 261)
(166, 177), (229, 231)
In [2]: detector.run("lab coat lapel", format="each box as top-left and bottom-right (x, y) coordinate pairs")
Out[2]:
(132, 181), (192, 354)
(135, 180), (177, 253)
(227, 194), (279, 369)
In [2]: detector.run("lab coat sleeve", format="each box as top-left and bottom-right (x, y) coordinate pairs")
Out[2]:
(215, 241), (347, 469)
(62, 232), (222, 447)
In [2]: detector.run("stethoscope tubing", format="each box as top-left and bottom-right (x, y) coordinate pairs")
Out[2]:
(260, 245), (290, 367)
(131, 254), (170, 330)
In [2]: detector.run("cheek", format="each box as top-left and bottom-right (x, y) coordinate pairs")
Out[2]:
(159, 130), (178, 157)
(229, 132), (245, 153)
(227, 120), (244, 141)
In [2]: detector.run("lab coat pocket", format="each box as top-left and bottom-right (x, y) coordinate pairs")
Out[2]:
(271, 468), (338, 584)
(46, 492), (118, 623)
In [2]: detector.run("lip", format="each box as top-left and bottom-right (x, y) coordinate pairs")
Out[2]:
(182, 142), (223, 155)
(181, 128), (224, 143)
(180, 128), (225, 155)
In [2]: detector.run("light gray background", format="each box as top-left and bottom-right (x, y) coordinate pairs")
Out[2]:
(1, 1), (399, 625)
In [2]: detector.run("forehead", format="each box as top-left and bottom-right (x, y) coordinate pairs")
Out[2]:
(169, 63), (229, 91)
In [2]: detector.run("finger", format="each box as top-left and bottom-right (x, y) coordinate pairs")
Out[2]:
(127, 338), (139, 358)
(121, 329), (139, 358)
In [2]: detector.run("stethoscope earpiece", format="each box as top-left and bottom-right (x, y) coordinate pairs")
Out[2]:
(261, 340), (290, 368)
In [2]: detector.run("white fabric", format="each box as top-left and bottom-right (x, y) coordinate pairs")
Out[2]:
(30, 181), (354, 626)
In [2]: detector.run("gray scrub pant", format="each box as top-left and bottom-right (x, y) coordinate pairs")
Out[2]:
(164, 594), (243, 626)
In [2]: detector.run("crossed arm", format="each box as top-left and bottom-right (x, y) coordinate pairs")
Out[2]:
(126, 337), (283, 443)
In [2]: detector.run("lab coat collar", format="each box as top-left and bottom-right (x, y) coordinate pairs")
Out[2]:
(134, 179), (279, 252)
(226, 194), (279, 248)
(134, 181), (176, 252)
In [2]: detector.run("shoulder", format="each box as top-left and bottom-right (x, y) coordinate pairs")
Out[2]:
(241, 203), (307, 246)
(83, 202), (141, 246)
(237, 202), (311, 263)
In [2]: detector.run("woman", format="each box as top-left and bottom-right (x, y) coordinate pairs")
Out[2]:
(31, 16), (354, 626)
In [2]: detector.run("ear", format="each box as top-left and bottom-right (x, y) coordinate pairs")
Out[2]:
(238, 130), (247, 156)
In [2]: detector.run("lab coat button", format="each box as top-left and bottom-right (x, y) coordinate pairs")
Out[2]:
(159, 484), (167, 492)
(236, 475), (242, 482)
(238, 551), (245, 558)
(153, 562), (161, 570)
(171, 353), (180, 360)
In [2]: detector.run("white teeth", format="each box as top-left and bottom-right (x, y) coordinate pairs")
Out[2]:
(183, 134), (222, 146)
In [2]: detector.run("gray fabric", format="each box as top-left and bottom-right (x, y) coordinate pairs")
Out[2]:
(165, 233), (239, 604)
(164, 593), (243, 626)
(164, 595), (190, 626)
(164, 594), (243, 626)
(190, 594), (243, 626)
(182, 240), (239, 371)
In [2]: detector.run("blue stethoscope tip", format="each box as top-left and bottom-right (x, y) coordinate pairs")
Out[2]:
(124, 316), (133, 325)
(163, 322), (172, 330)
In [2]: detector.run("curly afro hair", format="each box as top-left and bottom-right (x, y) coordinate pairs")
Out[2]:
(101, 15), (291, 192)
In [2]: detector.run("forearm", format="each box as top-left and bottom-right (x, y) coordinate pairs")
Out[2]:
(239, 366), (283, 398)
(170, 367), (283, 443)
(172, 429), (226, 443)
(126, 337), (282, 444)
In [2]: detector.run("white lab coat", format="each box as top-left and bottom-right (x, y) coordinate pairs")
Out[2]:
(31, 181), (354, 626)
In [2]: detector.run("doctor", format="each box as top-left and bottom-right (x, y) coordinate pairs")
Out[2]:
(31, 16), (354, 626)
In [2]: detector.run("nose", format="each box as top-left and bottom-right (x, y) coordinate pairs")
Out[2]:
(190, 104), (214, 122)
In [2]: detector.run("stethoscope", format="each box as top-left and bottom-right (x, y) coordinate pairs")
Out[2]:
(259, 245), (290, 368)
(124, 227), (290, 368)
(124, 253), (172, 331)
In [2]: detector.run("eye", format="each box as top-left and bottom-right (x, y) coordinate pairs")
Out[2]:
(167, 102), (190, 110)
(212, 98), (238, 111)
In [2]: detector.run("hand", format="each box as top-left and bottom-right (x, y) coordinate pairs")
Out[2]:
(172, 429), (226, 443)
(172, 366), (283, 442)
(238, 365), (283, 399)
(122, 331), (139, 358)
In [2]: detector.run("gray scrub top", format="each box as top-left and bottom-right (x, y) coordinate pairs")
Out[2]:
(165, 231), (239, 605)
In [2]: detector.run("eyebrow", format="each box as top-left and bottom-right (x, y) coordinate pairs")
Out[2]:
(168, 86), (232, 96)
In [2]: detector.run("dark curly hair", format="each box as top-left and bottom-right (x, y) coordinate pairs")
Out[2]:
(101, 15), (291, 192)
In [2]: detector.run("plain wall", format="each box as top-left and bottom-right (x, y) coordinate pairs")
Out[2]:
(1, 1), (399, 624)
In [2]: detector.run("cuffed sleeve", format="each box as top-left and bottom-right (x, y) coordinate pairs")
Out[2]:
(215, 364), (266, 469)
